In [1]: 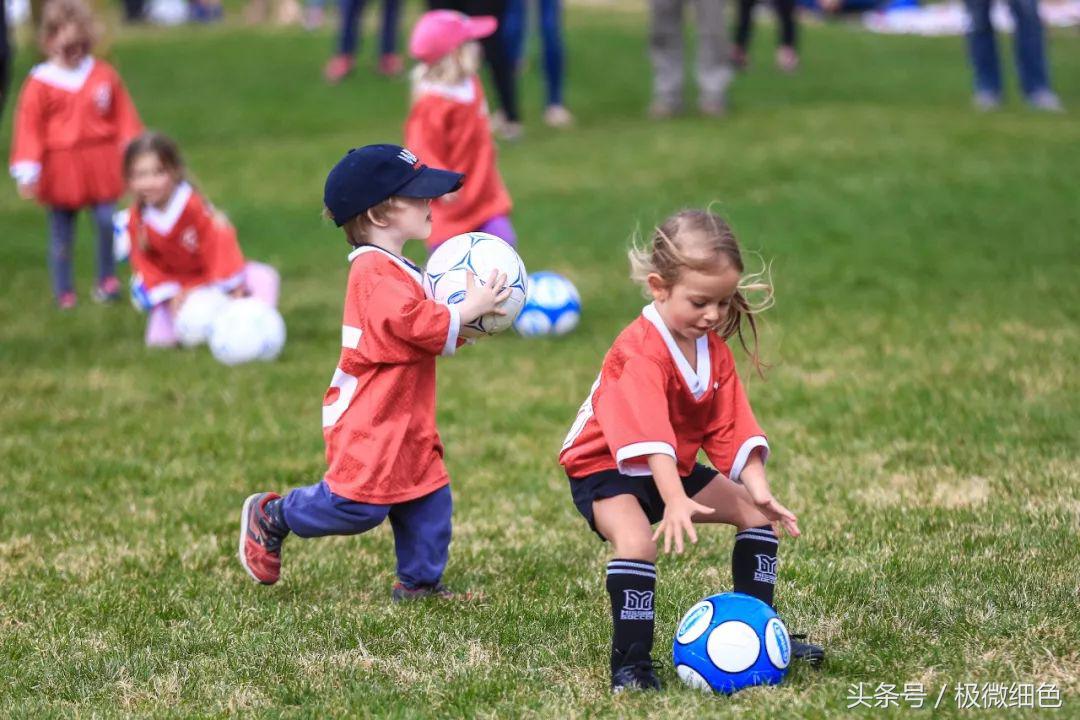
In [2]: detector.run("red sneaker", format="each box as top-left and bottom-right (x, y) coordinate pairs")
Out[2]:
(324, 54), (354, 84)
(57, 291), (77, 310)
(377, 53), (404, 77)
(238, 492), (287, 584)
(92, 276), (122, 303)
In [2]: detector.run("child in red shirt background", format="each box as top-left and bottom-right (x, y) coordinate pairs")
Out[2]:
(404, 10), (515, 250)
(239, 144), (510, 601)
(123, 132), (280, 347)
(9, 0), (143, 309)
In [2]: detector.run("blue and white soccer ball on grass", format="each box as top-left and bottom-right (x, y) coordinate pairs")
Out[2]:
(673, 592), (791, 694)
(425, 232), (527, 338)
(512, 271), (581, 337)
(209, 298), (286, 366)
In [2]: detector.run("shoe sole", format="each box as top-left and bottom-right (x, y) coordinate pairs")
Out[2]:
(238, 493), (270, 584)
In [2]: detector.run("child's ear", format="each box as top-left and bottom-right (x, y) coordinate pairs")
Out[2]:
(366, 208), (389, 228)
(646, 273), (669, 302)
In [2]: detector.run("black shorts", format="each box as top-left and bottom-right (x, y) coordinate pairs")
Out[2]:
(568, 463), (719, 541)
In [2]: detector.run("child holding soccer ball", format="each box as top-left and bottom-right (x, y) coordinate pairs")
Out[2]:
(9, 0), (143, 309)
(123, 131), (280, 347)
(559, 209), (824, 691)
(404, 10), (515, 250)
(239, 144), (510, 600)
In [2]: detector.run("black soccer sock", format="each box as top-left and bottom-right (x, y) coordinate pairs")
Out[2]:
(264, 497), (291, 536)
(731, 525), (778, 607)
(606, 559), (657, 671)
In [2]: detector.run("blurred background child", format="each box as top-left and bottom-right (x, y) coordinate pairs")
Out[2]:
(123, 131), (280, 347)
(323, 0), (403, 83)
(405, 10), (515, 250)
(9, 0), (143, 309)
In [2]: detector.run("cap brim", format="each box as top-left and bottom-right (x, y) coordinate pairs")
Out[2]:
(395, 167), (464, 199)
(466, 16), (498, 40)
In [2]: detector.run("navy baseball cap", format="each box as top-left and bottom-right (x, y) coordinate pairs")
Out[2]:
(323, 144), (464, 226)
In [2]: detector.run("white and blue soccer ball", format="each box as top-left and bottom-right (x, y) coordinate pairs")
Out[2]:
(113, 208), (131, 263)
(512, 271), (581, 337)
(175, 286), (231, 347)
(673, 592), (791, 694)
(425, 232), (528, 338)
(208, 298), (286, 365)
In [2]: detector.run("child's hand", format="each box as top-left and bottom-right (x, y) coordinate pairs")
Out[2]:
(753, 494), (801, 538)
(17, 182), (38, 200)
(652, 495), (715, 554)
(456, 270), (510, 326)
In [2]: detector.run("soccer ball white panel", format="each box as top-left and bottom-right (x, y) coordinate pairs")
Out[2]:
(209, 298), (286, 365)
(512, 271), (582, 337)
(676, 665), (712, 692)
(175, 287), (230, 347)
(675, 600), (714, 646)
(425, 232), (527, 338)
(764, 617), (791, 669)
(706, 621), (760, 673)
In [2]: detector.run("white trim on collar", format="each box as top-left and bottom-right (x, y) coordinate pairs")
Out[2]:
(347, 245), (424, 287)
(142, 182), (193, 236)
(642, 303), (711, 400)
(416, 78), (476, 104)
(31, 57), (95, 92)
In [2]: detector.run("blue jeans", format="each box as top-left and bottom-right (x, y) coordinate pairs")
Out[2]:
(963, 0), (1052, 97)
(502, 0), (565, 106)
(281, 481), (452, 588)
(336, 0), (400, 57)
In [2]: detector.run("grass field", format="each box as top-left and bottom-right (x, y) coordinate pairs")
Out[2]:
(1, 4), (1079, 717)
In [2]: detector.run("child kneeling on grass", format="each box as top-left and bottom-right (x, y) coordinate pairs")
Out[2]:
(239, 144), (510, 601)
(559, 209), (825, 692)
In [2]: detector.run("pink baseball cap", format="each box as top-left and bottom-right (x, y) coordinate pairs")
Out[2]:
(409, 10), (497, 64)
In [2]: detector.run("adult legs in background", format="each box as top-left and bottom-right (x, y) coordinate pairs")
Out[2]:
(47, 208), (77, 307)
(694, 0), (732, 115)
(503, 0), (526, 70)
(775, 0), (799, 71)
(963, 0), (1002, 107)
(538, 0), (571, 125)
(732, 0), (755, 68)
(649, 0), (686, 117)
(1007, 0), (1059, 108)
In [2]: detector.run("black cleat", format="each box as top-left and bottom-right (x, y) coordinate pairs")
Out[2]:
(790, 633), (825, 666)
(611, 642), (662, 693)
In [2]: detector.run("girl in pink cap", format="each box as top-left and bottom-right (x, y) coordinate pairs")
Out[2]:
(404, 10), (516, 251)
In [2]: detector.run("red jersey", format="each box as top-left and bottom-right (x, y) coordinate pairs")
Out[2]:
(404, 76), (512, 248)
(127, 183), (247, 306)
(560, 304), (769, 482)
(9, 57), (143, 208)
(321, 246), (462, 504)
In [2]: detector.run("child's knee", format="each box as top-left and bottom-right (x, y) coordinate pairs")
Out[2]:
(612, 535), (657, 563)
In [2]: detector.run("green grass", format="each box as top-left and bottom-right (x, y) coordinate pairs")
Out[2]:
(1, 6), (1079, 717)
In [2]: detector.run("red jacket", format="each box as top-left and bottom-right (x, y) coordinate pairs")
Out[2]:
(9, 57), (142, 208)
(404, 76), (512, 248)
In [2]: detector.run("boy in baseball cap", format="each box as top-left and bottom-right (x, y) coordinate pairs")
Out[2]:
(238, 144), (509, 601)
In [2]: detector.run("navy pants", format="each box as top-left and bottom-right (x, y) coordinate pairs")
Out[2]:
(336, 0), (400, 57)
(282, 481), (452, 588)
(502, 0), (566, 107)
(963, 0), (1052, 98)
